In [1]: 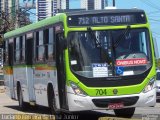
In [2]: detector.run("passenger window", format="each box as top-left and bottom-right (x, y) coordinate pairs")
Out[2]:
(44, 27), (54, 61)
(39, 30), (44, 45)
(35, 27), (55, 62)
(21, 36), (25, 61)
(48, 28), (54, 61)
(36, 31), (45, 62)
(15, 37), (20, 63)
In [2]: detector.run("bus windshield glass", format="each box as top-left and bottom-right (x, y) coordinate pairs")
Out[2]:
(68, 28), (151, 78)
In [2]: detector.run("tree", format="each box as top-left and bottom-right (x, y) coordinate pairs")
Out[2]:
(0, 7), (33, 32)
(0, 7), (33, 44)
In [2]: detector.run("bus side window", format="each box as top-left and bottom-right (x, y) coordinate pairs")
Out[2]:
(44, 28), (49, 60)
(8, 38), (14, 66)
(36, 30), (45, 62)
(21, 35), (25, 62)
(14, 37), (21, 63)
(42, 27), (55, 61)
(46, 27), (54, 61)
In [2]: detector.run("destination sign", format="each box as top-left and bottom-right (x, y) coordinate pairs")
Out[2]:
(67, 12), (146, 26)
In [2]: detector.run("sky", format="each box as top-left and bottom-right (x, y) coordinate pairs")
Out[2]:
(18, 0), (36, 22)
(70, 0), (160, 58)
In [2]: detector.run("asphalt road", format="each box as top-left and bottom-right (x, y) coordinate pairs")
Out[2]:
(0, 93), (160, 120)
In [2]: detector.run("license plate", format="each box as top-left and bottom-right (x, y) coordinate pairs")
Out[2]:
(108, 103), (124, 109)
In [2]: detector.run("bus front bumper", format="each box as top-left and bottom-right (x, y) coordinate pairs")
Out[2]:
(67, 88), (156, 111)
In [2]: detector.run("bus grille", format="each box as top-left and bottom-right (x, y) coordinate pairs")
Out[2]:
(92, 96), (139, 108)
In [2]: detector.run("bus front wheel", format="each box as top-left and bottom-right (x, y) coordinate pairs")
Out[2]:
(114, 107), (135, 118)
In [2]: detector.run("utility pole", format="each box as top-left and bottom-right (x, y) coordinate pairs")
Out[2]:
(113, 0), (115, 6)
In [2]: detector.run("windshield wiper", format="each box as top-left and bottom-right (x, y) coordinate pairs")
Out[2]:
(87, 27), (112, 64)
(87, 27), (101, 48)
(110, 25), (130, 76)
(114, 25), (131, 48)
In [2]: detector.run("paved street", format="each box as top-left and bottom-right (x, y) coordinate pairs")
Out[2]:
(0, 93), (20, 114)
(0, 92), (160, 120)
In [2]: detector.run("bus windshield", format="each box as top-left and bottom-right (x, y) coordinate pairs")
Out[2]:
(68, 28), (151, 78)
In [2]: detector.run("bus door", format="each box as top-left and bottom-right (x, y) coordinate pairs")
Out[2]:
(56, 32), (68, 110)
(26, 33), (35, 102)
(8, 41), (15, 98)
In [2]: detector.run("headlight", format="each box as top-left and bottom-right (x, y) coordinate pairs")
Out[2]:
(143, 77), (155, 93)
(70, 81), (87, 96)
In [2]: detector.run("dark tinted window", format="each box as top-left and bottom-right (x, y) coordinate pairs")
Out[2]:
(157, 72), (160, 80)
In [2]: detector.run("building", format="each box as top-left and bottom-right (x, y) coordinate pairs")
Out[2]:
(21, 0), (36, 8)
(61, 0), (69, 9)
(1, 0), (9, 15)
(36, 0), (47, 21)
(1, 0), (107, 23)
(0, 0), (69, 23)
(36, 0), (69, 21)
(21, 0), (106, 21)
(81, 0), (105, 10)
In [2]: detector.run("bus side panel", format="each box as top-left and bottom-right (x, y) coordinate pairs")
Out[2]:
(13, 67), (29, 102)
(4, 67), (15, 99)
(27, 67), (36, 102)
(53, 81), (61, 109)
(34, 69), (47, 106)
(50, 68), (60, 109)
(34, 65), (58, 107)
(4, 75), (15, 98)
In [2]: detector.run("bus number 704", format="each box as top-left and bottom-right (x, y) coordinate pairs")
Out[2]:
(96, 89), (107, 96)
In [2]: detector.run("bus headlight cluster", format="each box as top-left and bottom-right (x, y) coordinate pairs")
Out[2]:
(70, 81), (87, 96)
(143, 77), (155, 93)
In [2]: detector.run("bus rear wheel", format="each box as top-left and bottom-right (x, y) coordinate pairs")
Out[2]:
(114, 107), (135, 118)
(48, 86), (58, 115)
(17, 86), (29, 111)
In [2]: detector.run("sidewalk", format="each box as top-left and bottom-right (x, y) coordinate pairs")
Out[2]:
(0, 85), (4, 93)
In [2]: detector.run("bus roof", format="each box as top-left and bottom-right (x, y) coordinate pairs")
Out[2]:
(65, 9), (145, 16)
(4, 13), (66, 39)
(4, 9), (145, 39)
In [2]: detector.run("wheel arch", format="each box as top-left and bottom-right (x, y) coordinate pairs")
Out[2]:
(47, 83), (55, 106)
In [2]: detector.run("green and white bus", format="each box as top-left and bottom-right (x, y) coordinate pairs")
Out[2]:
(3, 9), (156, 118)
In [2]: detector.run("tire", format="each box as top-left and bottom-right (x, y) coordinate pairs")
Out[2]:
(48, 87), (58, 115)
(18, 86), (29, 111)
(114, 107), (135, 118)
